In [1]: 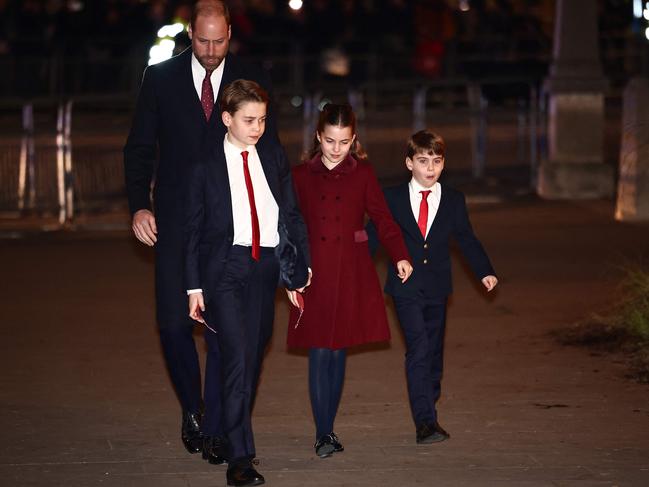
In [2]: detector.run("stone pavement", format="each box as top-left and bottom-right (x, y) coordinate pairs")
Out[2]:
(1, 198), (648, 487)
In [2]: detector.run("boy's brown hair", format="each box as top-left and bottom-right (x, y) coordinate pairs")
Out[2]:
(406, 130), (446, 159)
(219, 79), (269, 115)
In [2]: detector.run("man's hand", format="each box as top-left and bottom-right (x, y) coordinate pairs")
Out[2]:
(188, 293), (205, 323)
(396, 260), (413, 283)
(482, 275), (498, 292)
(132, 209), (157, 246)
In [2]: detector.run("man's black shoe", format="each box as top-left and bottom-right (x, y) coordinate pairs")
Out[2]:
(226, 460), (265, 486)
(416, 422), (450, 444)
(202, 435), (228, 465)
(181, 411), (203, 454)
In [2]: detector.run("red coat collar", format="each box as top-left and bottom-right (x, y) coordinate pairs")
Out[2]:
(306, 153), (358, 174)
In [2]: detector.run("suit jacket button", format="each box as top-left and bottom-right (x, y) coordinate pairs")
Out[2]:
(321, 236), (326, 241)
(423, 244), (428, 249)
(335, 195), (341, 201)
(423, 259), (428, 264)
(321, 195), (326, 200)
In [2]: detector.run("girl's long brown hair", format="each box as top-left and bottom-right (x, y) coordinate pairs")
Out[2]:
(304, 103), (367, 162)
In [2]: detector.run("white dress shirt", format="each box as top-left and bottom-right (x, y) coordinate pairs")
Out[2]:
(408, 179), (441, 239)
(223, 134), (280, 248)
(191, 53), (225, 102)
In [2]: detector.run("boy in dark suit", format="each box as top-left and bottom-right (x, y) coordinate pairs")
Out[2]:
(368, 130), (497, 444)
(184, 79), (310, 486)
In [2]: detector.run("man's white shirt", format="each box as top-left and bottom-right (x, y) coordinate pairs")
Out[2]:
(191, 53), (225, 101)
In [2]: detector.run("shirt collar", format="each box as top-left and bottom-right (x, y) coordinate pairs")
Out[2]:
(191, 52), (226, 79)
(409, 178), (439, 197)
(223, 133), (256, 156)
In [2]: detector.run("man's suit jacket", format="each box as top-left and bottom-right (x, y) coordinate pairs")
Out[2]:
(368, 182), (495, 299)
(124, 48), (275, 228)
(183, 137), (311, 301)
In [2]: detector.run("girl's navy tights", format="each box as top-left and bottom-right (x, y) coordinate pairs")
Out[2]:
(308, 347), (347, 439)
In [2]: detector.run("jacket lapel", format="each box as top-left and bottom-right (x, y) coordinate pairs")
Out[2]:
(176, 48), (210, 126)
(256, 143), (280, 205)
(426, 184), (448, 242)
(394, 183), (423, 241)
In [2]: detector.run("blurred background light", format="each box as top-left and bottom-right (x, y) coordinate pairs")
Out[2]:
(148, 39), (176, 66)
(157, 23), (185, 39)
(634, 0), (643, 18)
(288, 0), (303, 11)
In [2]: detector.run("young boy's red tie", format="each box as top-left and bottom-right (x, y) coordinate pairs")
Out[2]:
(418, 190), (431, 238)
(241, 150), (260, 260)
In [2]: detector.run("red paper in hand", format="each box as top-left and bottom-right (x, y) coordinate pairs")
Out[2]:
(294, 292), (305, 329)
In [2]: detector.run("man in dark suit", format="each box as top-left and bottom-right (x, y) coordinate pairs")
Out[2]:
(123, 0), (275, 461)
(368, 130), (498, 445)
(184, 79), (310, 487)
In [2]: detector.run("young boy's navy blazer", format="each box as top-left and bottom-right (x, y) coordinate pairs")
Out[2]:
(371, 182), (494, 298)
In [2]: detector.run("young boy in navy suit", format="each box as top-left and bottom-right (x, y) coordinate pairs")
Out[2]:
(184, 79), (310, 486)
(368, 130), (497, 444)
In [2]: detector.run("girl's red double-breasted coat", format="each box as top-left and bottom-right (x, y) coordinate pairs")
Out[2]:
(287, 154), (410, 350)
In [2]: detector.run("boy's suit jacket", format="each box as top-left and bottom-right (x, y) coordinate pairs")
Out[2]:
(368, 182), (495, 298)
(183, 136), (310, 302)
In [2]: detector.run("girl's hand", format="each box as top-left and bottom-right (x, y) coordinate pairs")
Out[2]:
(188, 293), (206, 323)
(482, 275), (498, 291)
(396, 260), (413, 283)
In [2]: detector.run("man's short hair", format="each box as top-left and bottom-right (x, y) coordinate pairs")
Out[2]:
(406, 130), (446, 159)
(220, 79), (269, 114)
(191, 0), (230, 28)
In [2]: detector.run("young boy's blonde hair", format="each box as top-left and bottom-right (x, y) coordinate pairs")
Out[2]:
(406, 130), (445, 159)
(219, 79), (269, 115)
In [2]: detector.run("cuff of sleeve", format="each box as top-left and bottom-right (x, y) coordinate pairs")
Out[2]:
(187, 289), (203, 295)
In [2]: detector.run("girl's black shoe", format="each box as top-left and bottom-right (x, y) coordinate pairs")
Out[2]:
(314, 434), (335, 458)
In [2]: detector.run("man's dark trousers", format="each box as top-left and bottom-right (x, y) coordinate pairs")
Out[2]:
(204, 245), (279, 461)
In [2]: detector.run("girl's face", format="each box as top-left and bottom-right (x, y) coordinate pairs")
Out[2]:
(316, 124), (356, 166)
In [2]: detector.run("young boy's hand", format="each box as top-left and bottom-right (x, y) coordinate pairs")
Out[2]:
(188, 292), (206, 323)
(396, 260), (413, 283)
(482, 275), (498, 292)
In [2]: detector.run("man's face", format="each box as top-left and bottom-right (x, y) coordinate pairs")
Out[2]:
(188, 14), (231, 71)
(222, 101), (267, 149)
(406, 151), (445, 188)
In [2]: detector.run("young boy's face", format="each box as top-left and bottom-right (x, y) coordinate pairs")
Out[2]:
(406, 150), (445, 188)
(222, 101), (267, 149)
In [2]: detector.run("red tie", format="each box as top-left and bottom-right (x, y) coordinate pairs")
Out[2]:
(241, 151), (260, 260)
(201, 69), (214, 121)
(418, 190), (431, 238)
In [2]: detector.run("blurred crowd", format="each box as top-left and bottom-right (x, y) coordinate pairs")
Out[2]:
(0, 0), (638, 98)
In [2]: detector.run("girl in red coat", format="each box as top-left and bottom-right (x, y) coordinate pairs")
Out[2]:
(287, 103), (413, 457)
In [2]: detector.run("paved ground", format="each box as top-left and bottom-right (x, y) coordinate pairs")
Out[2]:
(1, 197), (649, 487)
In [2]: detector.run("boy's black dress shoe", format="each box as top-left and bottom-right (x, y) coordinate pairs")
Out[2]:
(181, 411), (203, 454)
(314, 434), (335, 458)
(330, 432), (344, 452)
(416, 422), (450, 444)
(202, 435), (228, 465)
(226, 460), (265, 486)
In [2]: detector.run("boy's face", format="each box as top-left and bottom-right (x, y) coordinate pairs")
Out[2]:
(222, 101), (267, 149)
(406, 151), (445, 188)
